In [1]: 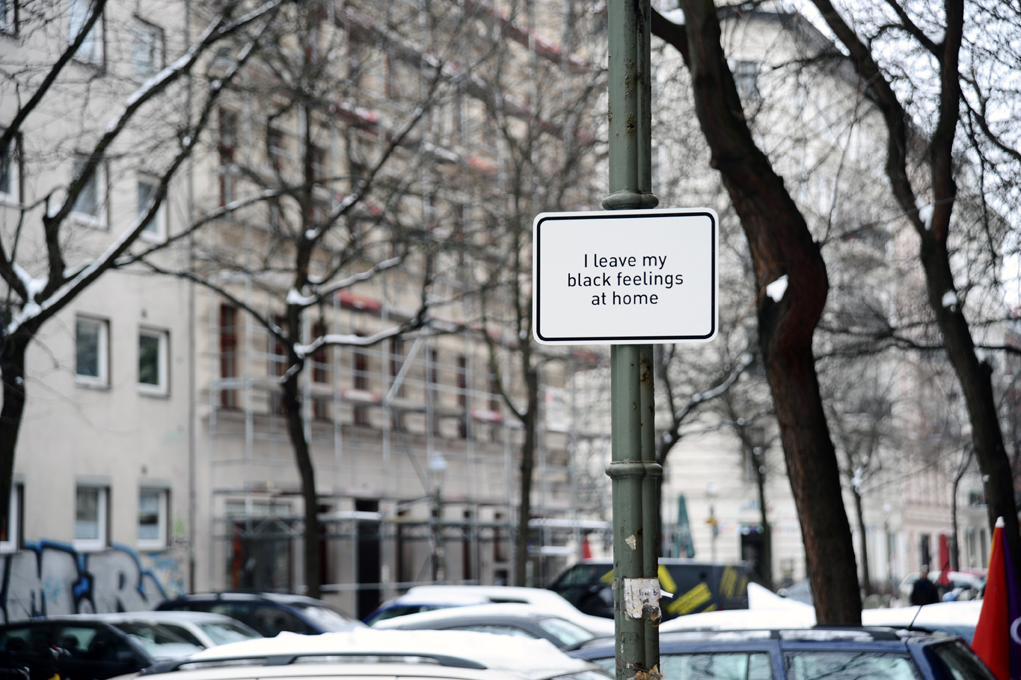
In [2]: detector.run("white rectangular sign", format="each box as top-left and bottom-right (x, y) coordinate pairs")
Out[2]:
(533, 209), (718, 345)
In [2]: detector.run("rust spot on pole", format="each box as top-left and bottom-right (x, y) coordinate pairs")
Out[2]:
(626, 113), (637, 137)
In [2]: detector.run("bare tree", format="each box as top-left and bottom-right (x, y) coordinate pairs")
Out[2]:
(125, 0), (496, 598)
(807, 0), (1021, 577)
(464, 0), (606, 586)
(652, 4), (862, 623)
(0, 0), (284, 538)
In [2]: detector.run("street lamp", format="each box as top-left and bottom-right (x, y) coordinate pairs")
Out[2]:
(427, 452), (447, 583)
(706, 482), (719, 561)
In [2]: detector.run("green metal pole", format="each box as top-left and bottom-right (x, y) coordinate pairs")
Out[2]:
(604, 1), (660, 679)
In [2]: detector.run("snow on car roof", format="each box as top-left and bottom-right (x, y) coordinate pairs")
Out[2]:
(659, 606), (817, 633)
(372, 603), (559, 628)
(190, 628), (597, 679)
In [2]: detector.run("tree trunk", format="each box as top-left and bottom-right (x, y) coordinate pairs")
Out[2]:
(853, 488), (871, 595)
(283, 365), (321, 600)
(663, 0), (861, 624)
(754, 458), (773, 590)
(0, 334), (29, 537)
(514, 367), (539, 587)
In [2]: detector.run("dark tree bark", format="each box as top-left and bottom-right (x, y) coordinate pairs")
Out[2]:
(654, 1), (861, 623)
(809, 0), (1021, 581)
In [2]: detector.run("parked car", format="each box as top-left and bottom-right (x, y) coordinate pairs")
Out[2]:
(155, 592), (362, 637)
(382, 586), (615, 636)
(0, 617), (201, 680)
(658, 599), (981, 642)
(371, 603), (596, 649)
(549, 559), (750, 620)
(136, 628), (611, 680)
(570, 628), (996, 680)
(364, 590), (493, 625)
(64, 611), (262, 649)
(898, 571), (985, 602)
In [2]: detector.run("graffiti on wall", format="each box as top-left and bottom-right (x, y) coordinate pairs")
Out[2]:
(0, 540), (183, 623)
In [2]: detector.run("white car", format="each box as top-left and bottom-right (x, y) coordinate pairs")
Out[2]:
(898, 571), (985, 601)
(390, 586), (616, 636)
(371, 603), (596, 649)
(136, 628), (611, 680)
(63, 610), (261, 650)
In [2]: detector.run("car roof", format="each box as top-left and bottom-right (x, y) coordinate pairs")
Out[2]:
(60, 611), (249, 625)
(165, 592), (326, 606)
(659, 606), (817, 632)
(171, 628), (598, 680)
(572, 627), (923, 657)
(372, 603), (564, 628)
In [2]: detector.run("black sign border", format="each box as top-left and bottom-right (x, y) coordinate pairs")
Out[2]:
(534, 209), (718, 344)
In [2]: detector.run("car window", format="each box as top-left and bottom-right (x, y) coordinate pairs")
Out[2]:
(661, 653), (773, 680)
(448, 624), (537, 638)
(929, 641), (998, 680)
(0, 626), (48, 656)
(784, 652), (920, 680)
(371, 606), (440, 623)
(198, 621), (261, 645)
(54, 625), (137, 663)
(159, 624), (204, 647)
(208, 603), (255, 629)
(252, 605), (314, 636)
(112, 622), (202, 659)
(291, 604), (359, 632)
(536, 617), (595, 646)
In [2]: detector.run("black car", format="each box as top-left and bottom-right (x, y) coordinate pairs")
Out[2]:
(155, 592), (362, 637)
(549, 559), (750, 620)
(0, 618), (197, 680)
(570, 628), (996, 680)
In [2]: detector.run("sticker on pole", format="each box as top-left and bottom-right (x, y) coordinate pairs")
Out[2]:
(533, 209), (718, 345)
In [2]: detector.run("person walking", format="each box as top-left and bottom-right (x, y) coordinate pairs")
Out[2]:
(910, 566), (940, 605)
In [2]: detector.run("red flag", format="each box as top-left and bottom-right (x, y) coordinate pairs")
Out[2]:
(972, 518), (1013, 680)
(938, 535), (951, 588)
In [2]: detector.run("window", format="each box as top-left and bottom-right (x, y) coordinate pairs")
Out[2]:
(662, 654), (773, 680)
(137, 178), (165, 240)
(74, 485), (108, 550)
(732, 60), (760, 104)
(0, 483), (22, 553)
(131, 19), (163, 80)
(0, 0), (16, 35)
(353, 340), (369, 426)
(218, 109), (238, 207)
(785, 652), (918, 680)
(0, 131), (18, 203)
(219, 305), (238, 408)
(138, 328), (168, 395)
(76, 316), (108, 386)
(138, 487), (168, 549)
(69, 0), (103, 65)
(71, 157), (104, 226)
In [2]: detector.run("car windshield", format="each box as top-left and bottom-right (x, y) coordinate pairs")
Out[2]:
(112, 622), (203, 659)
(536, 617), (595, 646)
(784, 651), (920, 680)
(292, 604), (361, 631)
(198, 620), (262, 645)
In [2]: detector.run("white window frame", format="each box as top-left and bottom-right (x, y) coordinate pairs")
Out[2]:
(74, 484), (108, 551)
(0, 130), (18, 205)
(75, 316), (109, 387)
(0, 483), (22, 553)
(137, 486), (168, 550)
(131, 18), (163, 81)
(138, 327), (169, 395)
(69, 0), (103, 66)
(137, 177), (166, 242)
(71, 157), (106, 228)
